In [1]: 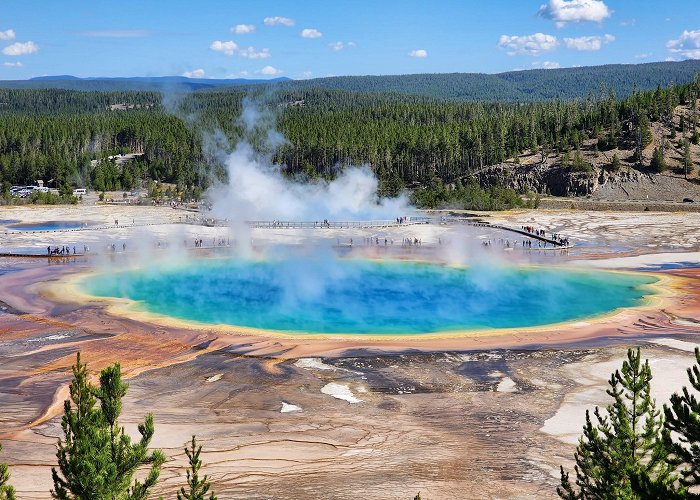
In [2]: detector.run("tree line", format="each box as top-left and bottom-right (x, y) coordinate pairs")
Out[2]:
(0, 75), (698, 208)
(4, 60), (700, 101)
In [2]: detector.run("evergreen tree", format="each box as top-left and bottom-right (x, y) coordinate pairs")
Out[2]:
(571, 151), (592, 172)
(51, 353), (165, 500)
(177, 436), (217, 500)
(650, 147), (667, 173)
(0, 444), (15, 500)
(664, 347), (700, 491)
(558, 348), (679, 499)
(683, 140), (692, 179)
(610, 153), (621, 172)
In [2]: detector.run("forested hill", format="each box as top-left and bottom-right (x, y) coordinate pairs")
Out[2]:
(277, 60), (700, 101)
(2, 60), (699, 101)
(0, 75), (290, 92)
(0, 75), (698, 208)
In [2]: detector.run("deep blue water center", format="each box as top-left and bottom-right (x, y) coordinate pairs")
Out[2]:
(81, 259), (657, 335)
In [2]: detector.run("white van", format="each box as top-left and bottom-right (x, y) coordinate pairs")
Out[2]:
(73, 188), (87, 196)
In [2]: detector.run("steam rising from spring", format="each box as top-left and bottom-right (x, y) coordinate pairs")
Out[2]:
(208, 101), (410, 223)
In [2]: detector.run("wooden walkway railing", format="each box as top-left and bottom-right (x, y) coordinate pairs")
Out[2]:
(245, 218), (431, 229)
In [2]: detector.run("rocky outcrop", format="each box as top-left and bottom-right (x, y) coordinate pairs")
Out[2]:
(471, 161), (645, 197)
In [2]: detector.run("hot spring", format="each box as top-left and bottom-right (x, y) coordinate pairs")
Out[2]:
(79, 258), (658, 335)
(9, 221), (93, 231)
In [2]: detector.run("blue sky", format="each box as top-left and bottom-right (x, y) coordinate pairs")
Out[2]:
(0, 0), (699, 79)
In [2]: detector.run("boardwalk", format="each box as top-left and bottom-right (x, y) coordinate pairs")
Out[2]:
(246, 217), (431, 229)
(0, 214), (572, 258)
(487, 224), (571, 248)
(440, 217), (573, 248)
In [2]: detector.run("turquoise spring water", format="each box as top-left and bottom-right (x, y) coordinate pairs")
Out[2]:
(10, 221), (90, 231)
(81, 258), (658, 335)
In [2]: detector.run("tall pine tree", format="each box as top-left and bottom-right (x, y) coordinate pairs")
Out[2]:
(0, 444), (15, 500)
(558, 348), (680, 499)
(177, 436), (217, 500)
(664, 346), (700, 491)
(51, 353), (165, 500)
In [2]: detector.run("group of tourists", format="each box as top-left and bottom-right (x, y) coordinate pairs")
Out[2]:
(522, 225), (544, 236)
(106, 243), (127, 252)
(482, 239), (516, 248)
(361, 236), (394, 246)
(192, 237), (230, 248)
(551, 234), (570, 246)
(402, 237), (422, 246)
(521, 225), (570, 247)
(47, 245), (86, 256)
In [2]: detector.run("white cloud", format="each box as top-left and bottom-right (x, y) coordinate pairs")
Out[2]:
(259, 65), (282, 76)
(3, 61), (22, 67)
(301, 28), (322, 39)
(210, 40), (238, 56)
(408, 49), (428, 58)
(538, 0), (611, 27)
(182, 68), (205, 78)
(210, 40), (270, 58)
(232, 24), (256, 34)
(264, 16), (295, 27)
(563, 34), (615, 51)
(238, 46), (271, 59)
(2, 41), (38, 56)
(498, 33), (557, 56)
(0, 29), (15, 41)
(299, 70), (313, 79)
(619, 18), (636, 27)
(329, 41), (356, 52)
(532, 60), (561, 69)
(667, 30), (700, 60)
(635, 52), (652, 59)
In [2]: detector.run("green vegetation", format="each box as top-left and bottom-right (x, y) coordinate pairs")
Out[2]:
(0, 70), (697, 208)
(559, 347), (700, 499)
(410, 177), (525, 210)
(651, 147), (667, 173)
(4, 60), (700, 102)
(610, 153), (621, 172)
(27, 191), (78, 205)
(0, 353), (221, 499)
(571, 151), (592, 173)
(683, 141), (692, 178)
(178, 436), (217, 500)
(664, 348), (700, 492)
(0, 444), (15, 500)
(51, 353), (165, 499)
(558, 348), (678, 498)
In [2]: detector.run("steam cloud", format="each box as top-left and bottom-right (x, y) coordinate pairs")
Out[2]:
(207, 101), (411, 223)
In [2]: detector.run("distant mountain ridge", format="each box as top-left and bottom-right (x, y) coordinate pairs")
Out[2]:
(2, 59), (700, 100)
(278, 60), (700, 101)
(1, 75), (290, 91)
